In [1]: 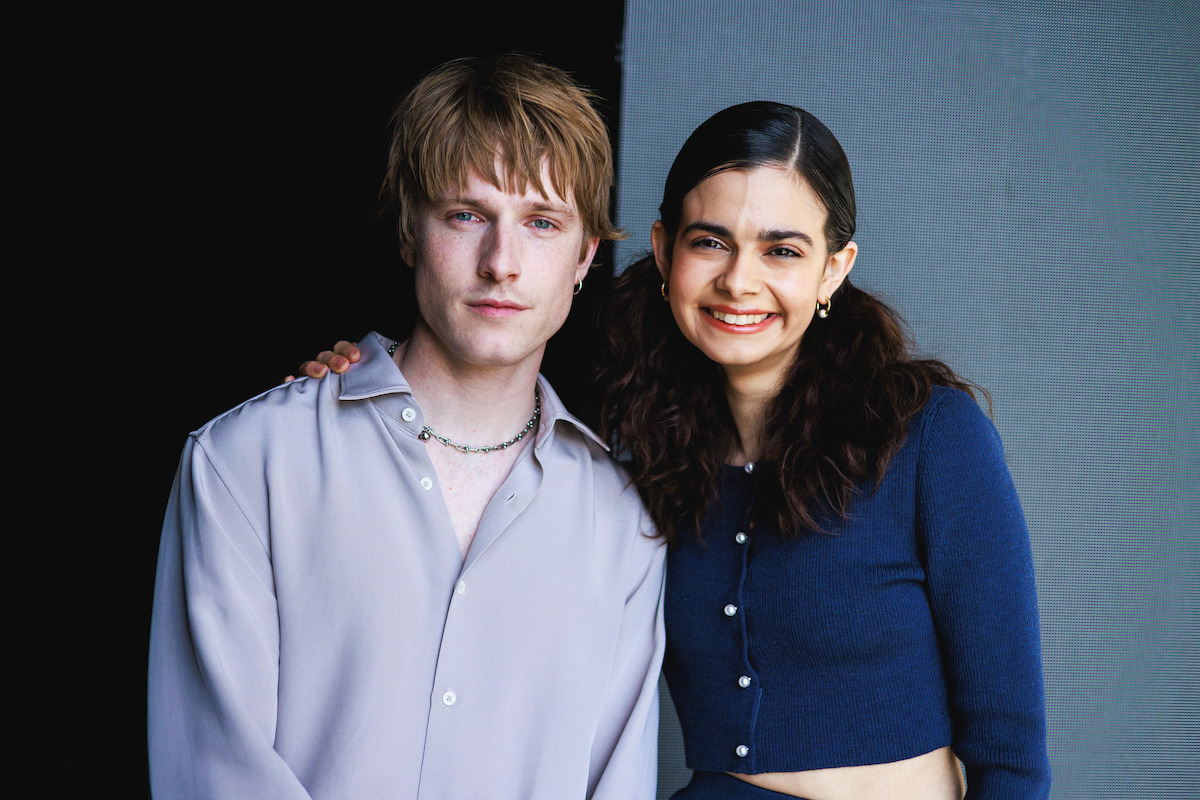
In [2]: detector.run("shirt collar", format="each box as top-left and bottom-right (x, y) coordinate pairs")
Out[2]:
(338, 331), (608, 452)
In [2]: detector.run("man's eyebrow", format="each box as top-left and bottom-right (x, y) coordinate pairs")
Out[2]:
(432, 194), (578, 218)
(682, 221), (815, 246)
(527, 199), (578, 217)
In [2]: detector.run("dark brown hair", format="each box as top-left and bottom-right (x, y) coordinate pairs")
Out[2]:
(596, 102), (982, 541)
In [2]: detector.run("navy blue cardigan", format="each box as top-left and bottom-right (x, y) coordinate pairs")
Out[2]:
(663, 387), (1051, 798)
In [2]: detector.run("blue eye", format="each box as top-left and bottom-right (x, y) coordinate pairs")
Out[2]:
(531, 219), (554, 230)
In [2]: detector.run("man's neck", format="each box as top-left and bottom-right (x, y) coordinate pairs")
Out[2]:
(394, 332), (544, 447)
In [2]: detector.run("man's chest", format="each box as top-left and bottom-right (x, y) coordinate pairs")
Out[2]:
(426, 440), (529, 556)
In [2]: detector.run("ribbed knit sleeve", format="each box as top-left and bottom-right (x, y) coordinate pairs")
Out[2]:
(915, 389), (1052, 798)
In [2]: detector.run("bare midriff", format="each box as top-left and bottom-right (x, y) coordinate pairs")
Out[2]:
(729, 746), (965, 800)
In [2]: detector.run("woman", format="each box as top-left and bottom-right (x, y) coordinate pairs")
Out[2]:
(591, 101), (1049, 799)
(300, 102), (1050, 799)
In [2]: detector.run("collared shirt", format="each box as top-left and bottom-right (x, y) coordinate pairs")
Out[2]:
(148, 332), (666, 800)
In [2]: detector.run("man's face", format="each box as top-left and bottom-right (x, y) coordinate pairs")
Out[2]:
(401, 161), (599, 375)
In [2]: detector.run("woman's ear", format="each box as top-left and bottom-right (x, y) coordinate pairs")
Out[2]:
(821, 240), (858, 298)
(651, 221), (673, 282)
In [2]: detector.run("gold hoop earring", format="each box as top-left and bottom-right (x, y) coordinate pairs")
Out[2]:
(660, 281), (669, 301)
(573, 279), (584, 296)
(816, 297), (832, 319)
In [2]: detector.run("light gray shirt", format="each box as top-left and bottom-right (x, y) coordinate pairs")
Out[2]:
(148, 332), (666, 799)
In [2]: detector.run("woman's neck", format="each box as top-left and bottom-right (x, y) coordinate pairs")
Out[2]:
(721, 369), (782, 465)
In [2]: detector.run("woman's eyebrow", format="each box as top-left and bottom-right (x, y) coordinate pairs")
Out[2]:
(683, 221), (814, 246)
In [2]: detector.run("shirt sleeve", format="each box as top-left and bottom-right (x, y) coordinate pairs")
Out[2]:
(148, 436), (315, 800)
(916, 390), (1052, 799)
(587, 519), (667, 800)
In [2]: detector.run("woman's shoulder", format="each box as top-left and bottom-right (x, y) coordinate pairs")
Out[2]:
(921, 383), (990, 422)
(912, 384), (1001, 453)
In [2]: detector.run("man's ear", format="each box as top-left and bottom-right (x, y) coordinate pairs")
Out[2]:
(650, 221), (673, 283)
(820, 240), (858, 299)
(575, 236), (601, 283)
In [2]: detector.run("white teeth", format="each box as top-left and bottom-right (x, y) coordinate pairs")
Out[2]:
(709, 309), (769, 325)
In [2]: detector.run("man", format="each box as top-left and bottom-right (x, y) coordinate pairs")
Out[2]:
(148, 54), (666, 799)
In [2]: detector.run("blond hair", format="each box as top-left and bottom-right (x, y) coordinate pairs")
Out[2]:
(381, 53), (624, 255)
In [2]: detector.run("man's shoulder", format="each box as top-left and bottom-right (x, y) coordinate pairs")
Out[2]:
(564, 431), (636, 492)
(189, 377), (329, 454)
(538, 411), (631, 494)
(194, 332), (402, 448)
(541, 425), (654, 532)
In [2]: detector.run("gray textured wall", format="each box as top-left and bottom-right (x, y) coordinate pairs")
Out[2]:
(616, 2), (1199, 797)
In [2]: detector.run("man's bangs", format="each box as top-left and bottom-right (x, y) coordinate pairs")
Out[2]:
(427, 123), (579, 207)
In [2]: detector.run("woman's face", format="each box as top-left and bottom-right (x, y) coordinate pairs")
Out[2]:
(653, 166), (856, 392)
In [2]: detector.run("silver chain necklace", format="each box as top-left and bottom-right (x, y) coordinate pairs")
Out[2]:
(419, 390), (540, 454)
(390, 340), (541, 454)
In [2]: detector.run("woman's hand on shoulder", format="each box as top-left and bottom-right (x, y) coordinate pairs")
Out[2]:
(285, 340), (361, 382)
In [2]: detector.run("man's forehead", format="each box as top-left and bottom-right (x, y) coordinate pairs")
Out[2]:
(433, 166), (579, 214)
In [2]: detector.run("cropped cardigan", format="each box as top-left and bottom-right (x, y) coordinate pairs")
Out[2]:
(663, 387), (1051, 798)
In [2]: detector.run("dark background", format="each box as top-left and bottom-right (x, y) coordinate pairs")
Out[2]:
(14, 6), (625, 795)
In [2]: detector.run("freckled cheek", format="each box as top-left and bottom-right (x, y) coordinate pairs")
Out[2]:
(414, 240), (475, 287)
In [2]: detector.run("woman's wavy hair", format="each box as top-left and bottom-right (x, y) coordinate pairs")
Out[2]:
(596, 102), (983, 541)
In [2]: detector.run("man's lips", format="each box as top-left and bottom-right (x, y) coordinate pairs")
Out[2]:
(467, 298), (529, 316)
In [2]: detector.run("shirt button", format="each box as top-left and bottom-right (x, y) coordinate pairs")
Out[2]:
(736, 744), (749, 757)
(724, 604), (738, 616)
(442, 691), (457, 706)
(401, 407), (417, 422)
(735, 532), (748, 544)
(738, 675), (752, 688)
(455, 580), (466, 595)
(420, 477), (434, 491)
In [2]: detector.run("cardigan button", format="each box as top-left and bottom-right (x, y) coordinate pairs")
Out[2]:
(735, 745), (749, 757)
(738, 675), (751, 688)
(723, 604), (738, 617)
(735, 532), (748, 544)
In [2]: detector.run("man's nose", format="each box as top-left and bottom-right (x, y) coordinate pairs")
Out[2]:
(478, 224), (521, 281)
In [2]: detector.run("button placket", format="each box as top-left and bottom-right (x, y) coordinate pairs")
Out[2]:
(730, 508), (760, 771)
